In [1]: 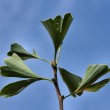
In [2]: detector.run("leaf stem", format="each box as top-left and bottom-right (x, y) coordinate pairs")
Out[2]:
(64, 93), (73, 100)
(39, 58), (51, 64)
(43, 78), (53, 83)
(54, 51), (57, 63)
(56, 47), (61, 64)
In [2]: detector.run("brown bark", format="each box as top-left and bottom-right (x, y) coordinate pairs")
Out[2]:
(51, 61), (64, 110)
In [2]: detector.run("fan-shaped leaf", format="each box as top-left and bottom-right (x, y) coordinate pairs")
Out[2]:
(0, 79), (38, 97)
(7, 43), (39, 60)
(41, 13), (73, 58)
(59, 68), (82, 97)
(85, 78), (110, 92)
(0, 53), (44, 79)
(76, 64), (109, 93)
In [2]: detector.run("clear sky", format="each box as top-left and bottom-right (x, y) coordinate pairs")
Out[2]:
(0, 0), (110, 110)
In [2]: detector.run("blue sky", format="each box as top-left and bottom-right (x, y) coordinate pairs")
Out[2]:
(0, 0), (110, 110)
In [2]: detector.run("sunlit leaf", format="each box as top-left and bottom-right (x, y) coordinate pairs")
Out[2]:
(85, 78), (110, 92)
(7, 43), (39, 60)
(0, 53), (45, 79)
(41, 13), (73, 58)
(76, 64), (109, 93)
(59, 68), (82, 97)
(0, 79), (38, 97)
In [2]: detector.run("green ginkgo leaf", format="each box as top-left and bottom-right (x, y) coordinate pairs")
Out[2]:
(85, 78), (110, 92)
(41, 13), (73, 59)
(0, 79), (38, 97)
(59, 68), (83, 97)
(7, 43), (39, 60)
(0, 53), (46, 80)
(76, 64), (109, 93)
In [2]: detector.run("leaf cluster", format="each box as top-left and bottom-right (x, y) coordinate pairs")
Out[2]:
(0, 13), (110, 99)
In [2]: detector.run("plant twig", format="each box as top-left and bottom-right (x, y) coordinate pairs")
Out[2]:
(51, 61), (64, 110)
